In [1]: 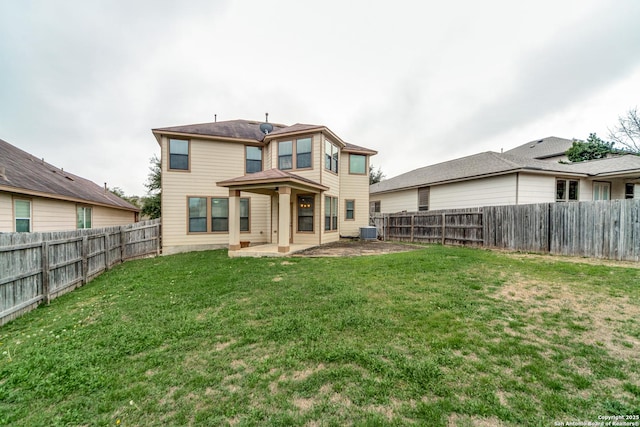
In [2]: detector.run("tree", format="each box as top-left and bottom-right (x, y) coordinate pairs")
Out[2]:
(609, 107), (640, 153)
(369, 164), (385, 185)
(109, 186), (141, 208)
(565, 133), (616, 162)
(141, 155), (161, 219)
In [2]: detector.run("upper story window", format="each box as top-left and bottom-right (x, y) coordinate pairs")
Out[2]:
(77, 206), (93, 229)
(418, 187), (430, 211)
(324, 140), (338, 173)
(14, 199), (31, 232)
(246, 146), (262, 174)
(349, 154), (366, 174)
(556, 179), (579, 202)
(626, 183), (635, 199)
(169, 139), (189, 170)
(296, 138), (312, 169)
(278, 141), (293, 170)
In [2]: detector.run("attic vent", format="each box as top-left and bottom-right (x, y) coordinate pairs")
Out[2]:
(537, 140), (544, 143)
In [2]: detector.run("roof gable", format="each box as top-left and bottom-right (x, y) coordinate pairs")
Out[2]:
(0, 138), (138, 211)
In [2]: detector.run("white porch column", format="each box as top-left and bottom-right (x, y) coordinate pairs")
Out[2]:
(278, 187), (291, 253)
(228, 189), (241, 251)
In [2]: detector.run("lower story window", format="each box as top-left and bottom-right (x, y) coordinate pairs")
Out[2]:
(325, 196), (338, 230)
(418, 187), (430, 211)
(298, 195), (314, 232)
(370, 201), (381, 214)
(14, 199), (31, 232)
(77, 206), (93, 229)
(188, 196), (250, 233)
(345, 199), (355, 220)
(593, 182), (611, 201)
(556, 179), (579, 202)
(626, 183), (635, 199)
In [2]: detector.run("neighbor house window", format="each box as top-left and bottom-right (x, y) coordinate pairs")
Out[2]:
(14, 199), (31, 232)
(77, 206), (92, 229)
(296, 137), (312, 169)
(345, 200), (355, 220)
(278, 141), (293, 170)
(169, 139), (189, 170)
(298, 195), (314, 232)
(246, 146), (262, 174)
(325, 140), (338, 173)
(593, 182), (611, 201)
(556, 179), (579, 202)
(325, 196), (338, 231)
(240, 198), (250, 232)
(418, 187), (430, 211)
(626, 183), (635, 199)
(188, 197), (207, 232)
(370, 201), (381, 215)
(349, 154), (366, 174)
(211, 198), (229, 232)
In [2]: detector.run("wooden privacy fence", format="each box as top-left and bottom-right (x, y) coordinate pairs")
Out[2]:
(372, 199), (640, 262)
(0, 219), (160, 326)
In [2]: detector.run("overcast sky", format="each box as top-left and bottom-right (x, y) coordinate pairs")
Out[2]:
(1, 0), (639, 196)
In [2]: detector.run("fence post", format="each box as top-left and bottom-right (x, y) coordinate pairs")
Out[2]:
(103, 232), (110, 271)
(42, 242), (50, 304)
(120, 228), (126, 262)
(410, 215), (415, 242)
(441, 213), (446, 245)
(82, 236), (89, 285)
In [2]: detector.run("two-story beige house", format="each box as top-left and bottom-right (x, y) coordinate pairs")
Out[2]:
(152, 119), (377, 256)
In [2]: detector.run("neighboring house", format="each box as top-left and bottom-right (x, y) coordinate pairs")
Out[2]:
(370, 136), (640, 214)
(152, 119), (377, 256)
(0, 138), (139, 232)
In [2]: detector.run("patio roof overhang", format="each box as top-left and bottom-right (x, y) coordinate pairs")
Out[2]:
(216, 168), (329, 195)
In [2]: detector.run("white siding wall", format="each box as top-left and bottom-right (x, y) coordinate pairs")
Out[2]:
(374, 189), (418, 214)
(430, 174), (518, 210)
(517, 173), (556, 204)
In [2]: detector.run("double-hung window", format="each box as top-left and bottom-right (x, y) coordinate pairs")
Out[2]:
(349, 154), (366, 174)
(77, 206), (93, 229)
(278, 141), (293, 170)
(296, 138), (312, 169)
(325, 141), (338, 173)
(625, 183), (635, 199)
(188, 197), (250, 233)
(298, 195), (314, 232)
(418, 187), (430, 211)
(14, 199), (31, 232)
(325, 196), (338, 231)
(345, 200), (355, 220)
(169, 139), (189, 170)
(556, 179), (579, 202)
(593, 182), (611, 201)
(246, 146), (262, 174)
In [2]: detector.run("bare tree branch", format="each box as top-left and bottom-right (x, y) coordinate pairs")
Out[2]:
(609, 107), (640, 153)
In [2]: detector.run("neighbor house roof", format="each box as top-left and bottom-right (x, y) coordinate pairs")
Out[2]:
(370, 150), (640, 195)
(0, 138), (139, 211)
(152, 119), (377, 155)
(504, 136), (573, 159)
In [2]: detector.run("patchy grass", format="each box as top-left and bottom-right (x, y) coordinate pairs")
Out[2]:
(1, 246), (639, 426)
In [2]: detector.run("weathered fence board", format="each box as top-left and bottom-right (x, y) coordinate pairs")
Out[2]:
(0, 219), (160, 326)
(372, 200), (640, 262)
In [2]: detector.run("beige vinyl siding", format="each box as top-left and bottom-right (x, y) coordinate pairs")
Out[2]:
(161, 136), (270, 253)
(430, 175), (517, 210)
(610, 180), (628, 200)
(32, 198), (77, 231)
(0, 192), (13, 232)
(339, 155), (370, 237)
(92, 206), (137, 227)
(517, 173), (556, 204)
(375, 189), (418, 213)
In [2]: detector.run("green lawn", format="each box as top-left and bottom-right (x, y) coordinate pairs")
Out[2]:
(1, 246), (639, 426)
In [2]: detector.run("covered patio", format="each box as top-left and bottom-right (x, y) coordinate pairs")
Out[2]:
(217, 169), (329, 257)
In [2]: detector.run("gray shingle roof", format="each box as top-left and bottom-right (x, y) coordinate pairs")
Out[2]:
(0, 138), (139, 210)
(370, 150), (640, 195)
(152, 119), (289, 142)
(504, 136), (573, 159)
